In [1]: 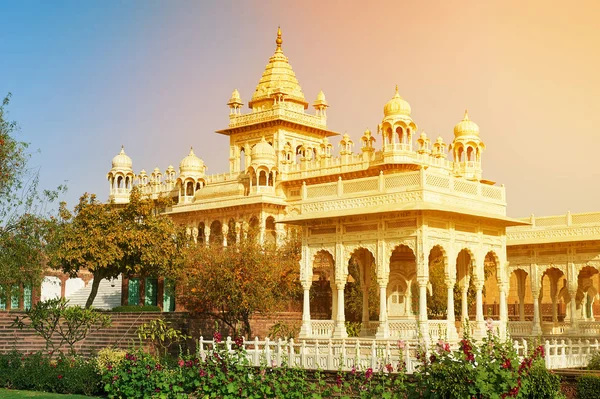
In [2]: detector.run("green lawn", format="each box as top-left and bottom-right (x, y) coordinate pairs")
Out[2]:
(0, 389), (104, 399)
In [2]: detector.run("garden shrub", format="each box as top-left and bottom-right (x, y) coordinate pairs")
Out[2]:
(577, 375), (600, 399)
(587, 351), (600, 370)
(112, 305), (161, 312)
(95, 347), (127, 373)
(0, 351), (102, 396)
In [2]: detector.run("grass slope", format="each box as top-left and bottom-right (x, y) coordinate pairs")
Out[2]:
(0, 389), (104, 398)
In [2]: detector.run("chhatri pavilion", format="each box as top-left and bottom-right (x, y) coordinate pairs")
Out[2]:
(102, 29), (600, 343)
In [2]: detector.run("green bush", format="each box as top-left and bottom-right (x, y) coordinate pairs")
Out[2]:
(0, 351), (102, 396)
(587, 351), (600, 370)
(112, 305), (161, 312)
(577, 375), (600, 399)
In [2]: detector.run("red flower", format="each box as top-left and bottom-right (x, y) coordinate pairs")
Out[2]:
(178, 359), (184, 367)
(365, 368), (373, 380)
(385, 363), (393, 373)
(213, 331), (222, 343)
(57, 375), (63, 379)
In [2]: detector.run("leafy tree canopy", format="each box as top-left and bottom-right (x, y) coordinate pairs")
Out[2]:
(46, 187), (184, 308)
(178, 233), (301, 337)
(0, 93), (64, 295)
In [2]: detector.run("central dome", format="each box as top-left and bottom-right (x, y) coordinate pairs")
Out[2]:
(111, 146), (132, 170)
(383, 86), (411, 117)
(251, 137), (277, 167)
(179, 148), (205, 175)
(454, 110), (480, 138)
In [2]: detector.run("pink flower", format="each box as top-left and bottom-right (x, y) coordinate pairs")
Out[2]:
(385, 363), (393, 373)
(365, 368), (373, 380)
(213, 331), (222, 343)
(397, 340), (406, 350)
(178, 359), (184, 368)
(351, 366), (356, 375)
(486, 318), (494, 331)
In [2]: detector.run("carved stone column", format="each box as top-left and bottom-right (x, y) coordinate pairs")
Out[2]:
(499, 282), (508, 339)
(222, 224), (228, 247)
(330, 280), (338, 321)
(532, 286), (542, 335)
(332, 281), (348, 338)
(299, 281), (312, 338)
(461, 276), (470, 322)
(417, 276), (429, 342)
(474, 279), (485, 339)
(375, 280), (389, 339)
(445, 278), (458, 341)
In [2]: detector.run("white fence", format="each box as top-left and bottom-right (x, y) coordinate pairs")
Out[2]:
(196, 336), (600, 372)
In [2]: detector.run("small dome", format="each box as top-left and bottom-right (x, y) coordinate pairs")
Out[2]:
(228, 89), (243, 106)
(166, 165), (175, 173)
(313, 90), (328, 108)
(179, 147), (205, 174)
(111, 146), (132, 170)
(383, 86), (411, 117)
(250, 137), (277, 167)
(453, 110), (480, 138)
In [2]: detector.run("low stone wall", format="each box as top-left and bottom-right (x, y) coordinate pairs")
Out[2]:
(0, 311), (303, 356)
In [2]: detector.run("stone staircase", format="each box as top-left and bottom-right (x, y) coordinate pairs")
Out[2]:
(0, 311), (188, 356)
(66, 276), (122, 310)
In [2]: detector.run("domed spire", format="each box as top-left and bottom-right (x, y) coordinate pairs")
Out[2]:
(453, 109), (480, 138)
(276, 26), (283, 51)
(383, 85), (411, 118)
(111, 145), (133, 170)
(248, 27), (308, 110)
(179, 147), (205, 175)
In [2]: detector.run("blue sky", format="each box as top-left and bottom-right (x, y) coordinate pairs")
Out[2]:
(2, 1), (600, 217)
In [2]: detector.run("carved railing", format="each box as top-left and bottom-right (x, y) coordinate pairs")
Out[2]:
(310, 320), (335, 338)
(297, 169), (506, 215)
(508, 321), (533, 336)
(195, 336), (598, 372)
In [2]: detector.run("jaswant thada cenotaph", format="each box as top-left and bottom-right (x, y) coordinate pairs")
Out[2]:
(103, 28), (600, 344)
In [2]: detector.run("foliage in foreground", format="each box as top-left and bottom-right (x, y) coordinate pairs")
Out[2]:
(0, 351), (101, 396)
(45, 187), (184, 308)
(178, 236), (301, 337)
(99, 330), (564, 399)
(11, 298), (111, 355)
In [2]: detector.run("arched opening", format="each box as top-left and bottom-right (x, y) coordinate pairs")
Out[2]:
(125, 176), (130, 189)
(427, 245), (448, 319)
(240, 147), (246, 171)
(346, 248), (377, 336)
(196, 182), (201, 191)
(268, 172), (274, 186)
(209, 220), (223, 247)
(258, 170), (267, 186)
(388, 245), (417, 320)
(577, 266), (600, 322)
(467, 146), (474, 162)
(186, 181), (194, 196)
(227, 219), (237, 245)
(198, 222), (206, 245)
(457, 146), (464, 162)
(296, 145), (304, 163)
(265, 216), (276, 245)
(395, 126), (403, 144)
(386, 127), (392, 145)
(483, 252), (500, 320)
(538, 267), (566, 324)
(508, 269), (530, 321)
(117, 176), (123, 189)
(247, 216), (259, 242)
(455, 249), (475, 323)
(310, 250), (335, 320)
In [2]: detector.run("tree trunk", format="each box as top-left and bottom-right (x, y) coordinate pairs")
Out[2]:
(85, 274), (103, 309)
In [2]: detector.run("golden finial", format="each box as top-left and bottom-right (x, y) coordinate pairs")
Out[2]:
(395, 85), (398, 94)
(276, 26), (283, 50)
(464, 109), (469, 120)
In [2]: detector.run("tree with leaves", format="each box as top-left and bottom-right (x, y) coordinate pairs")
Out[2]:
(178, 234), (301, 337)
(46, 187), (184, 308)
(0, 93), (64, 303)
